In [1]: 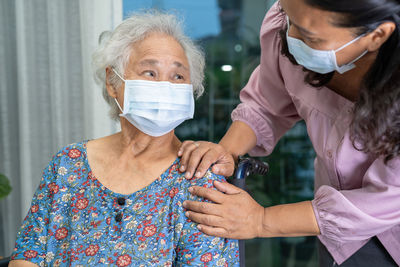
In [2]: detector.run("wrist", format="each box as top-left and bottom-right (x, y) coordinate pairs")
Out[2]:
(257, 207), (271, 238)
(218, 141), (238, 163)
(218, 121), (255, 161)
(256, 206), (269, 238)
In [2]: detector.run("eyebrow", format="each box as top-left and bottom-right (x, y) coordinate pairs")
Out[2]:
(289, 19), (317, 36)
(138, 59), (159, 67)
(281, 5), (317, 37)
(172, 61), (189, 71)
(138, 59), (189, 71)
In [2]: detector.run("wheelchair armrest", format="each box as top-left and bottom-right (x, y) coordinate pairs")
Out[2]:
(229, 157), (269, 267)
(0, 256), (10, 267)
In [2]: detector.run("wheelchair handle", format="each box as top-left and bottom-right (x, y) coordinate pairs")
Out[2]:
(234, 157), (269, 180)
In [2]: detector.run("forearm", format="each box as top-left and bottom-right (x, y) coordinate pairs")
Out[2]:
(219, 121), (257, 160)
(259, 201), (320, 238)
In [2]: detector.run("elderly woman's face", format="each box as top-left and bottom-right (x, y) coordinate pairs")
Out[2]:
(106, 32), (194, 134)
(124, 32), (190, 84)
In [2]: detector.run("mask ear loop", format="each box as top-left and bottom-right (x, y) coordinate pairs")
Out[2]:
(347, 50), (368, 65)
(111, 67), (126, 82)
(334, 34), (368, 71)
(114, 98), (124, 114)
(111, 68), (125, 114)
(334, 34), (366, 52)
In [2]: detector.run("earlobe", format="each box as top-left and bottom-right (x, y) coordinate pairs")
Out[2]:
(367, 22), (396, 52)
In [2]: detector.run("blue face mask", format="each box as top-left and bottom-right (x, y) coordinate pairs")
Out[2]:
(112, 69), (194, 137)
(286, 16), (368, 74)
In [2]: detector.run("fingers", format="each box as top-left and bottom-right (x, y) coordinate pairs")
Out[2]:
(185, 145), (211, 179)
(188, 186), (226, 204)
(211, 163), (235, 177)
(178, 141), (197, 173)
(213, 180), (242, 195)
(184, 184), (264, 240)
(178, 140), (194, 158)
(185, 211), (223, 228)
(178, 141), (234, 179)
(195, 150), (221, 178)
(183, 199), (222, 216)
(196, 224), (229, 238)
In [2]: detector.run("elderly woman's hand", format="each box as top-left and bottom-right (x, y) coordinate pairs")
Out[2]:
(178, 141), (235, 179)
(183, 180), (264, 239)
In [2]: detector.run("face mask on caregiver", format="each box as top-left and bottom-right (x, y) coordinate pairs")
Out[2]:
(286, 16), (368, 74)
(112, 68), (195, 137)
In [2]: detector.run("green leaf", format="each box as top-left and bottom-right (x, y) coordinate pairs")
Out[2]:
(0, 173), (12, 200)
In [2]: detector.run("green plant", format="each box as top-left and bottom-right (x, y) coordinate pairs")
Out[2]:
(0, 173), (12, 199)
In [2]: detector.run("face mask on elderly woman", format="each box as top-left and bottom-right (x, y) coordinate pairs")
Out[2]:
(112, 68), (195, 137)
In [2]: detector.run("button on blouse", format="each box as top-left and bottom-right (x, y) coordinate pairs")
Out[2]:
(117, 197), (125, 206)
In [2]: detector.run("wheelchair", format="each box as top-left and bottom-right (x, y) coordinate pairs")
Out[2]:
(230, 157), (269, 267)
(0, 257), (9, 267)
(0, 157), (269, 267)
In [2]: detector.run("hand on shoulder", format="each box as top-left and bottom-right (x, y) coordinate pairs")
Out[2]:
(177, 141), (235, 179)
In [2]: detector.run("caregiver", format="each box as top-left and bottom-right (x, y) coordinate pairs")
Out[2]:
(178, 0), (400, 266)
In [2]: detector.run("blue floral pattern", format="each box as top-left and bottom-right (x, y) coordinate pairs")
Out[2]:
(12, 141), (239, 266)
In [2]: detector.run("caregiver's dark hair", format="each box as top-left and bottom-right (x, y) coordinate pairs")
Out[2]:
(280, 0), (400, 163)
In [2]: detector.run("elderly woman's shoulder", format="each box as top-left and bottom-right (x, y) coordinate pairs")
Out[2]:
(40, 140), (88, 182)
(184, 168), (227, 188)
(48, 141), (87, 164)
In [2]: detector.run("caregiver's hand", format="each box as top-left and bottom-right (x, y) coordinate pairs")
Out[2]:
(178, 141), (235, 179)
(183, 180), (264, 239)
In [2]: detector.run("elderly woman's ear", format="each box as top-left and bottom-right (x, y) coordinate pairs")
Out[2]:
(105, 67), (118, 98)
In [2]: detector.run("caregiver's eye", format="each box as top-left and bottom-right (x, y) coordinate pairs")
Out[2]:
(305, 36), (322, 44)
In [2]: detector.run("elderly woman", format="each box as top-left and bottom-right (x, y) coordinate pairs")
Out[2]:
(10, 11), (239, 267)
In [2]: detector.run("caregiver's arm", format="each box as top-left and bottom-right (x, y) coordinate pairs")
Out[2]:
(178, 120), (256, 178)
(261, 201), (320, 237)
(180, 6), (302, 179)
(219, 120), (257, 160)
(184, 181), (320, 239)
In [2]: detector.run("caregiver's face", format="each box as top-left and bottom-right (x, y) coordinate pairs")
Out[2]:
(281, 0), (370, 66)
(124, 32), (191, 84)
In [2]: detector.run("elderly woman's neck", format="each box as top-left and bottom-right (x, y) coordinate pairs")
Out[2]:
(118, 124), (180, 160)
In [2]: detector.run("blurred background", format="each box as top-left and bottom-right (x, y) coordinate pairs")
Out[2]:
(0, 0), (317, 266)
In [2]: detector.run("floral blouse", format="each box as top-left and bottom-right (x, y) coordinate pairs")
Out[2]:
(11, 141), (239, 266)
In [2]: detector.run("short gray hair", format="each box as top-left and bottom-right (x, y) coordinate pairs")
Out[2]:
(92, 10), (205, 120)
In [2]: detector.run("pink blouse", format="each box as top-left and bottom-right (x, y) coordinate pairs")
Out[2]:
(231, 2), (400, 265)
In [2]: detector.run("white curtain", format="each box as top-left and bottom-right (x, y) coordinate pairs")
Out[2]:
(0, 0), (122, 256)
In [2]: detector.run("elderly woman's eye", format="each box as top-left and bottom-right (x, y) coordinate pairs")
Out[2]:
(174, 74), (184, 80)
(143, 71), (155, 77)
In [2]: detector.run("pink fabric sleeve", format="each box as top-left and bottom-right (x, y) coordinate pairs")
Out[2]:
(312, 157), (400, 245)
(231, 3), (301, 156)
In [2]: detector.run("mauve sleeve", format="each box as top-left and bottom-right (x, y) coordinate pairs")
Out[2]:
(312, 157), (400, 244)
(231, 2), (301, 156)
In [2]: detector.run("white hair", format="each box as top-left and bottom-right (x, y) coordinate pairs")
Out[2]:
(92, 10), (205, 120)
